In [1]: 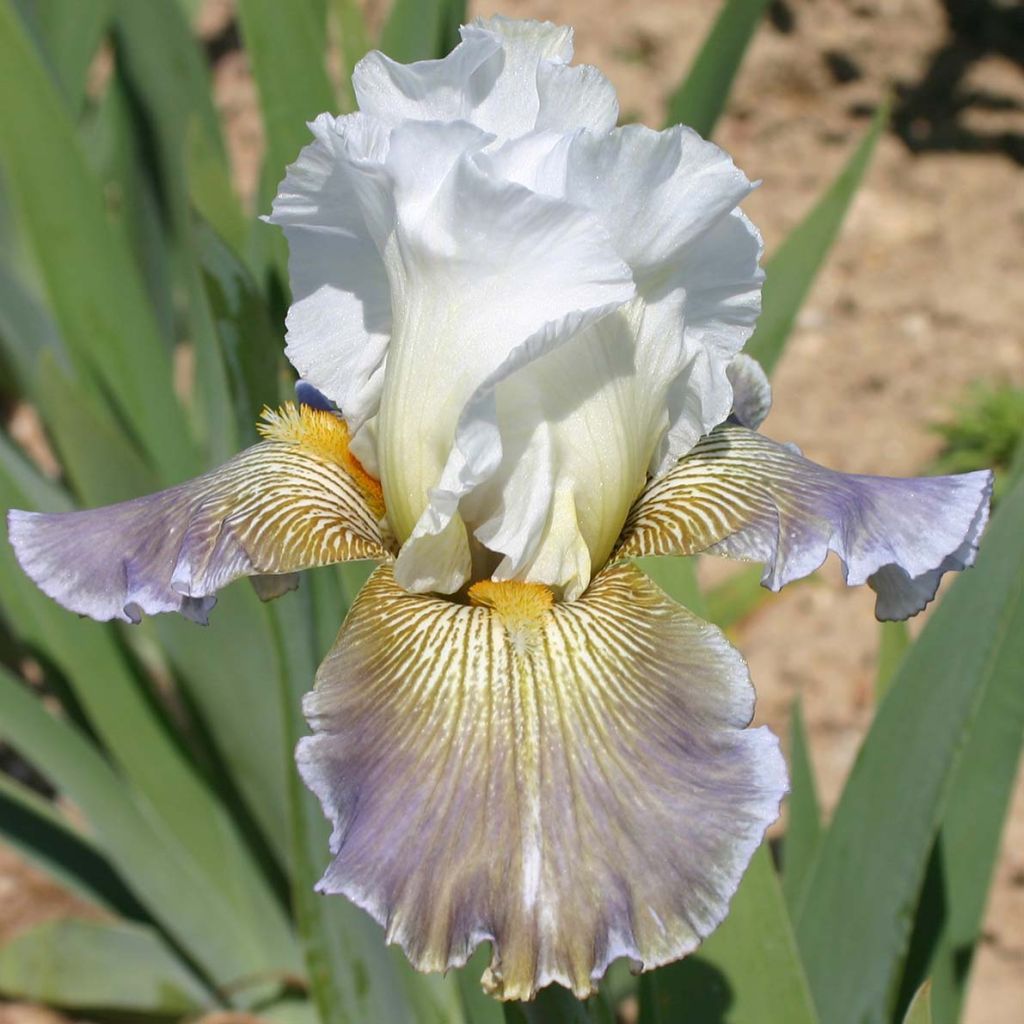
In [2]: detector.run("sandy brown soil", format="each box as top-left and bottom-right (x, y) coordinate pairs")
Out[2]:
(2, 1), (1022, 1021)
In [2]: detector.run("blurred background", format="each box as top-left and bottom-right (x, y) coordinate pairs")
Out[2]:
(0, 1), (1022, 1022)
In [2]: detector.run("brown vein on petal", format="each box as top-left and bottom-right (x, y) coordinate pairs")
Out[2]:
(299, 563), (786, 1003)
(615, 425), (782, 559)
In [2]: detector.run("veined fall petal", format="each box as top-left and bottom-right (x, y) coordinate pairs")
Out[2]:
(298, 562), (786, 1001)
(617, 423), (993, 620)
(7, 404), (389, 624)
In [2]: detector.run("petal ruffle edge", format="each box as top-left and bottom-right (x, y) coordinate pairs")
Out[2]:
(617, 423), (993, 620)
(298, 562), (786, 1000)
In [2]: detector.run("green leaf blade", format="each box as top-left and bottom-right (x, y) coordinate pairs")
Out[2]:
(746, 103), (888, 377)
(665, 0), (771, 137)
(0, 918), (212, 1014)
(638, 845), (819, 1024)
(0, 0), (197, 483)
(782, 699), (823, 916)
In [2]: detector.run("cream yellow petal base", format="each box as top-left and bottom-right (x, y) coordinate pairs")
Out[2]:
(298, 562), (785, 1001)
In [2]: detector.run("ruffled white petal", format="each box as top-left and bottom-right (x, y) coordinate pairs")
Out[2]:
(273, 19), (765, 598)
(353, 17), (616, 141)
(365, 121), (633, 594)
(268, 114), (392, 456)
(465, 299), (672, 599)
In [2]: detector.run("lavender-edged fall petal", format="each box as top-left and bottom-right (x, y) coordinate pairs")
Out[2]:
(617, 423), (993, 620)
(7, 404), (389, 624)
(297, 562), (786, 1001)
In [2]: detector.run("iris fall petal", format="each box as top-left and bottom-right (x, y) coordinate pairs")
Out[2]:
(7, 405), (388, 624)
(618, 423), (993, 619)
(298, 562), (786, 1001)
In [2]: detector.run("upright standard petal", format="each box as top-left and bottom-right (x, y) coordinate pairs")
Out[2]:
(298, 562), (786, 1001)
(618, 423), (993, 620)
(268, 114), (392, 451)
(481, 124), (764, 473)
(7, 405), (390, 624)
(371, 121), (634, 595)
(353, 16), (618, 139)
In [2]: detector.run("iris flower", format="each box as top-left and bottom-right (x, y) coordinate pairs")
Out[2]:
(8, 16), (992, 1003)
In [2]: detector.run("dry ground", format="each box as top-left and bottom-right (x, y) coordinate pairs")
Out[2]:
(2, 0), (1022, 1021)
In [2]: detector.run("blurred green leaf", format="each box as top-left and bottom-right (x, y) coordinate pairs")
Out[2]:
(793, 475), (1024, 1024)
(195, 217), (282, 441)
(0, 665), (276, 998)
(79, 65), (178, 347)
(187, 114), (250, 256)
(113, 0), (252, 461)
(746, 102), (888, 377)
(902, 981), (933, 1024)
(154, 587), (292, 871)
(503, 984), (610, 1024)
(665, 0), (771, 137)
(0, 431), (68, 513)
(236, 0), (334, 275)
(897, 595), (1024, 1021)
(705, 563), (773, 629)
(455, 947), (504, 1024)
(876, 619), (911, 702)
(381, 0), (465, 64)
(33, 352), (156, 505)
(13, 0), (112, 114)
(0, 238), (69, 392)
(0, 0), (197, 482)
(113, 0), (227, 213)
(0, 773), (144, 919)
(782, 699), (822, 915)
(0, 918), (211, 1013)
(639, 844), (818, 1024)
(330, 0), (374, 110)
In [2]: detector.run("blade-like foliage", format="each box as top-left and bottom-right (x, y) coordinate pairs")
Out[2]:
(637, 845), (819, 1024)
(876, 619), (911, 701)
(782, 699), (823, 915)
(0, 918), (211, 1014)
(0, 0), (197, 483)
(0, 773), (143, 919)
(236, 0), (334, 276)
(665, 0), (771, 137)
(746, 102), (888, 376)
(0, 665), (287, 1001)
(14, 0), (112, 114)
(794, 475), (1024, 1024)
(381, 0), (466, 65)
(330, 0), (374, 110)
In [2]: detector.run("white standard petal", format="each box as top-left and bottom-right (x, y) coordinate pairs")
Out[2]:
(482, 124), (763, 470)
(353, 16), (617, 139)
(268, 113), (393, 450)
(464, 299), (676, 599)
(371, 121), (634, 594)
